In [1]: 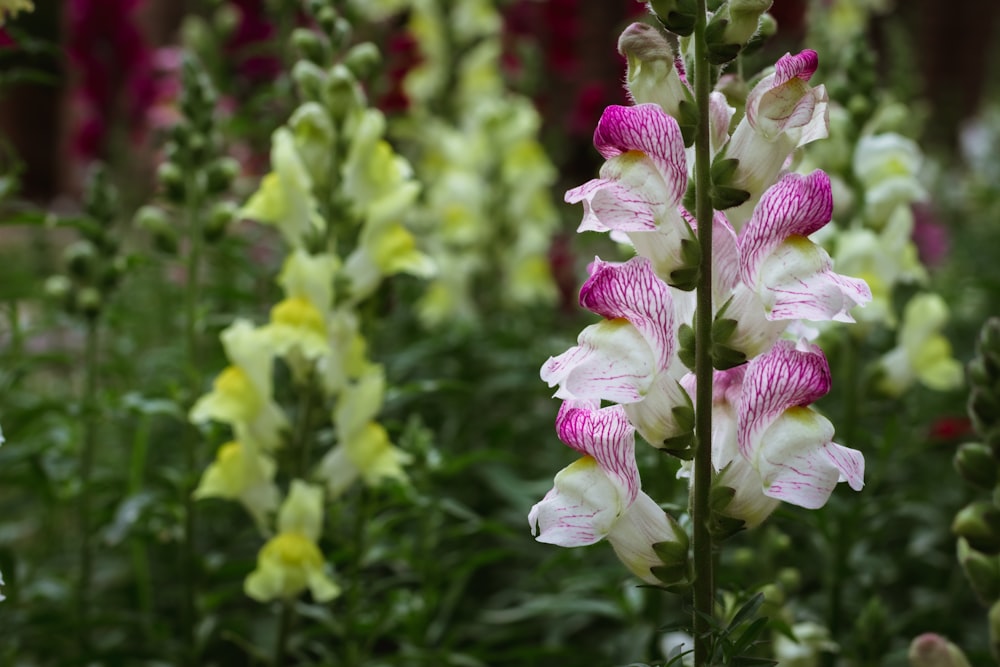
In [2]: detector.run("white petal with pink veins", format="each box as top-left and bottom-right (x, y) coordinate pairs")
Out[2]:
(754, 407), (864, 509)
(565, 178), (659, 233)
(580, 257), (675, 370)
(529, 457), (625, 547)
(757, 237), (872, 322)
(556, 403), (640, 506)
(541, 319), (656, 403)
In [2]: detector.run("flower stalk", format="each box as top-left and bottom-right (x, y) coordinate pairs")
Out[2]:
(691, 0), (716, 661)
(77, 318), (99, 654)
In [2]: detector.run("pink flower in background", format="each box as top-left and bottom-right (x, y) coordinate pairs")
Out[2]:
(66, 0), (157, 159)
(226, 0), (282, 83)
(911, 202), (951, 268)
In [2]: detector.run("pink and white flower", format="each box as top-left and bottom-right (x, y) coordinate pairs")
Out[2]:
(529, 401), (687, 584)
(541, 256), (691, 445)
(737, 340), (864, 509)
(565, 104), (687, 240)
(722, 50), (830, 227)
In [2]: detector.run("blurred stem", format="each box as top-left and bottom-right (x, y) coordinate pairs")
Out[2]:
(129, 416), (154, 638)
(181, 173), (205, 665)
(823, 332), (862, 665)
(691, 0), (716, 664)
(77, 318), (99, 654)
(344, 487), (369, 665)
(273, 598), (294, 666)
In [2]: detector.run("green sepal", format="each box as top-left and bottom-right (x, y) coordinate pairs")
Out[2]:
(652, 539), (689, 567)
(711, 156), (741, 184)
(678, 322), (696, 371)
(959, 537), (1000, 605)
(676, 99), (700, 147)
(711, 185), (752, 211)
(710, 483), (736, 512)
(712, 343), (748, 371)
(710, 513), (747, 541)
(705, 17), (742, 66)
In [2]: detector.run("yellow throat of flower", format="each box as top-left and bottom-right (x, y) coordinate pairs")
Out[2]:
(264, 531), (324, 569)
(270, 297), (327, 337)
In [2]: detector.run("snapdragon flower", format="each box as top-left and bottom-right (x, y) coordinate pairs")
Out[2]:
(194, 441), (280, 534)
(541, 256), (692, 447)
(737, 340), (864, 509)
(190, 320), (288, 452)
(722, 50), (829, 228)
(530, 401), (687, 584)
(241, 128), (325, 248)
(0, 0), (31, 25)
(877, 293), (963, 396)
(245, 480), (340, 603)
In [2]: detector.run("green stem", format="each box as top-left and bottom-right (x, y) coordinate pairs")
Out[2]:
(344, 487), (369, 665)
(691, 0), (716, 663)
(77, 318), (99, 654)
(129, 416), (155, 638)
(182, 176), (205, 665)
(273, 598), (295, 666)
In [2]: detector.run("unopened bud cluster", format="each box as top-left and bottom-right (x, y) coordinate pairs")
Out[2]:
(139, 55), (237, 252)
(638, 0), (774, 65)
(952, 318), (1000, 660)
(45, 166), (127, 319)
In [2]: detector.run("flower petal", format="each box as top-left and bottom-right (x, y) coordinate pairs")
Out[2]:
(757, 236), (872, 322)
(739, 171), (834, 284)
(540, 319), (656, 403)
(737, 340), (831, 462)
(579, 257), (674, 370)
(555, 402), (639, 506)
(592, 104), (687, 199)
(529, 457), (625, 547)
(565, 178), (659, 233)
(755, 407), (864, 508)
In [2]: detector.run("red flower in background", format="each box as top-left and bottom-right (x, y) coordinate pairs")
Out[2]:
(66, 0), (157, 160)
(225, 0), (282, 84)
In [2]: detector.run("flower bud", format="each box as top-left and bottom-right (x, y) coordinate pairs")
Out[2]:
(76, 286), (103, 319)
(647, 0), (698, 36)
(617, 23), (689, 122)
(954, 442), (998, 490)
(323, 64), (362, 120)
(726, 0), (772, 44)
(343, 41), (380, 81)
(64, 240), (98, 281)
(958, 538), (1000, 605)
(158, 162), (186, 204)
(908, 633), (971, 667)
(44, 275), (73, 310)
(204, 201), (237, 242)
(953, 501), (1000, 554)
(292, 60), (327, 102)
(135, 205), (178, 254)
(204, 157), (240, 195)
(292, 28), (327, 64)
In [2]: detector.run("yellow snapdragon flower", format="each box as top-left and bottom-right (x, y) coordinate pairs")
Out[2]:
(245, 481), (339, 603)
(194, 441), (280, 534)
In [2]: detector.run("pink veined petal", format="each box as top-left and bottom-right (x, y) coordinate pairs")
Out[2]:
(712, 213), (741, 298)
(528, 458), (623, 547)
(592, 104), (688, 204)
(540, 320), (656, 404)
(754, 408), (864, 509)
(565, 178), (660, 233)
(737, 340), (831, 462)
(708, 91), (735, 155)
(579, 257), (674, 370)
(556, 403), (639, 506)
(773, 50), (819, 86)
(757, 237), (873, 322)
(739, 171), (833, 285)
